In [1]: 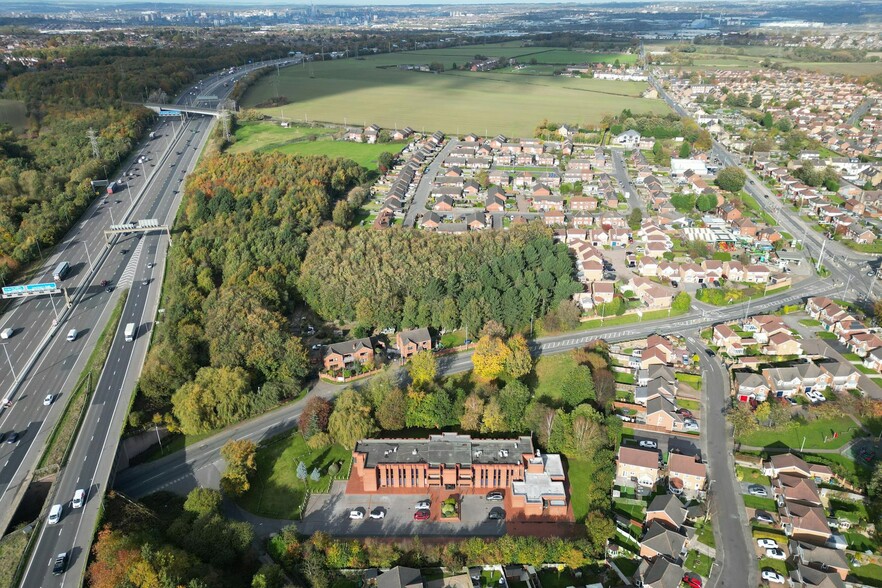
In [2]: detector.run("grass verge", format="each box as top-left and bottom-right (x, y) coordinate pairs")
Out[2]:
(0, 529), (31, 588)
(38, 291), (128, 469)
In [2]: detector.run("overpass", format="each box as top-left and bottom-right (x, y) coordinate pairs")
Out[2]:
(143, 102), (231, 117)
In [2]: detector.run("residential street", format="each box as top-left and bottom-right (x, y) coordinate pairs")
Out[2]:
(684, 334), (755, 588)
(403, 138), (458, 227)
(611, 148), (643, 213)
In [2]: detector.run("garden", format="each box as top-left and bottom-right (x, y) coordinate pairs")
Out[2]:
(236, 432), (352, 519)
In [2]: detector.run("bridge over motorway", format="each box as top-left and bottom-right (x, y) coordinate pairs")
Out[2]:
(143, 102), (229, 117)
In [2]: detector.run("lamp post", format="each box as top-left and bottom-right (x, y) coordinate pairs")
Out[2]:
(1, 342), (16, 381)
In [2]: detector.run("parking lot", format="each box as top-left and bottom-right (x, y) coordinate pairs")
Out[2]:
(298, 481), (507, 537)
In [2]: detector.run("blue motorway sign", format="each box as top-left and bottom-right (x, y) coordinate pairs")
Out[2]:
(158, 109), (182, 117)
(2, 282), (58, 296)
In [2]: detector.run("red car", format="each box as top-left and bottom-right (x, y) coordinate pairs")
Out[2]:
(413, 509), (430, 521)
(682, 574), (702, 588)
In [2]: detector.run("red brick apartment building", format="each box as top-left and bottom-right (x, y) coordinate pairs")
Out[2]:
(350, 433), (568, 517)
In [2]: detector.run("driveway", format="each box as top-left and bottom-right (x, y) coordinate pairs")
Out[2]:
(621, 433), (702, 461)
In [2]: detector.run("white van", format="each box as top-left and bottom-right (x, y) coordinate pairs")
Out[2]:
(0, 328), (12, 339)
(48, 504), (62, 525)
(72, 489), (85, 509)
(66, 329), (77, 342)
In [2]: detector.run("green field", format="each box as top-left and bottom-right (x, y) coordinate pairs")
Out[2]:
(230, 121), (405, 170)
(528, 352), (578, 402)
(0, 99), (27, 133)
(243, 44), (667, 136)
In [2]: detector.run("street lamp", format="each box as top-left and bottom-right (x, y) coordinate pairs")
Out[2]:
(0, 342), (16, 380)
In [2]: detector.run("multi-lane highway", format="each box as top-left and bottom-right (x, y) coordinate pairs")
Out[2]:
(11, 58), (295, 587)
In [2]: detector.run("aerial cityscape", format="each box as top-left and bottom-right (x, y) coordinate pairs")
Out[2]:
(0, 1), (880, 587)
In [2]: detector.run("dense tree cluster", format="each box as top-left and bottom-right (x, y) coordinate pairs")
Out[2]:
(133, 151), (365, 432)
(606, 110), (702, 142)
(298, 224), (581, 334)
(272, 528), (599, 584)
(0, 42), (293, 281)
(88, 489), (260, 588)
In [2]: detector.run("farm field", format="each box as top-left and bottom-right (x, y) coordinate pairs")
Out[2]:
(0, 99), (27, 133)
(242, 44), (666, 136)
(230, 121), (405, 170)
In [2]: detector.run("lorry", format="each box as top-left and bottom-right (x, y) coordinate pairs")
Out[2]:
(124, 322), (136, 342)
(106, 181), (118, 195)
(53, 261), (70, 281)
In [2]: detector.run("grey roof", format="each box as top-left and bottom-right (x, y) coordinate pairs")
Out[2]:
(641, 520), (686, 559)
(789, 541), (849, 571)
(354, 433), (532, 468)
(796, 564), (845, 588)
(398, 327), (431, 346)
(735, 371), (768, 390)
(646, 395), (682, 423)
(647, 494), (687, 529)
(325, 337), (374, 358)
(378, 567), (423, 588)
(640, 556), (683, 588)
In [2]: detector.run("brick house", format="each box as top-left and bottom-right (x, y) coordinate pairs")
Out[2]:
(324, 337), (376, 371)
(396, 328), (432, 360)
(667, 453), (707, 499)
(616, 446), (660, 488)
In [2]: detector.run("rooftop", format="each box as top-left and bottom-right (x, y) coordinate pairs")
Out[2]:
(354, 433), (533, 468)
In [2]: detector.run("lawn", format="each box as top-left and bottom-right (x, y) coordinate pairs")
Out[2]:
(615, 371), (636, 385)
(236, 432), (352, 520)
(695, 520), (715, 549)
(684, 551), (713, 578)
(677, 398), (702, 411)
(243, 44), (667, 136)
(530, 352), (577, 402)
(817, 331), (838, 340)
(537, 569), (582, 588)
(567, 457), (606, 523)
(743, 495), (778, 512)
(736, 416), (860, 450)
(613, 558), (640, 578)
(799, 319), (821, 327)
(575, 306), (689, 330)
(845, 532), (878, 552)
(850, 564), (882, 588)
(735, 465), (771, 486)
(613, 499), (646, 522)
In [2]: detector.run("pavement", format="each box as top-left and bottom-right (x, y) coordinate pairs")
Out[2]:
(611, 148), (643, 213)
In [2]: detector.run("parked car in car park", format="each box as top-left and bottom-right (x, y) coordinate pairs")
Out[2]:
(369, 507), (385, 519)
(413, 509), (430, 521)
(349, 508), (364, 520)
(415, 500), (430, 509)
(486, 491), (504, 501)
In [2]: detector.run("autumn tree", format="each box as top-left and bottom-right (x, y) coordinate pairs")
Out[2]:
(584, 511), (616, 557)
(504, 334), (533, 379)
(376, 386), (407, 431)
(220, 439), (257, 496)
(328, 389), (377, 450)
(472, 336), (511, 380)
(408, 350), (437, 387)
(460, 393), (485, 431)
(481, 398), (507, 433)
(300, 397), (332, 440)
(171, 366), (252, 435)
(184, 487), (222, 517)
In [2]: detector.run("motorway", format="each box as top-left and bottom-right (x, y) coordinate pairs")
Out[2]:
(15, 58), (296, 587)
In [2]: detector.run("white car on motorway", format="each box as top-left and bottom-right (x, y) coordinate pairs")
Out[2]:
(43, 394), (55, 406)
